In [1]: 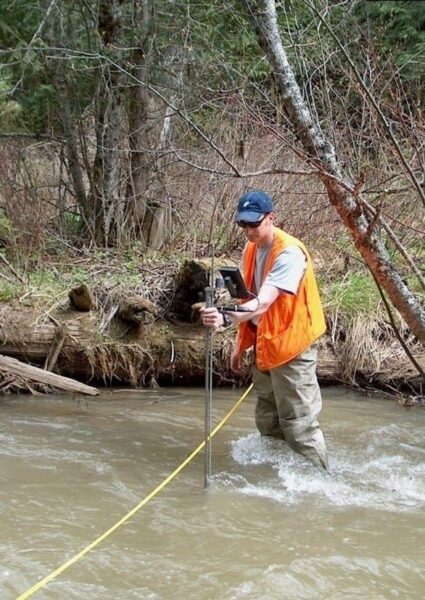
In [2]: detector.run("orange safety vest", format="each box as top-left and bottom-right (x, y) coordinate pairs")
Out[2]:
(236, 227), (326, 371)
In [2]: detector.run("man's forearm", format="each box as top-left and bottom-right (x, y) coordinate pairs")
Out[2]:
(228, 284), (279, 324)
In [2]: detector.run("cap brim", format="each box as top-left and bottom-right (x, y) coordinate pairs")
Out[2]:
(234, 211), (265, 223)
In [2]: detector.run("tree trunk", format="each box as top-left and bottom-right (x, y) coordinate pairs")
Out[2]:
(56, 77), (89, 225)
(141, 201), (172, 250)
(42, 18), (89, 234)
(90, 0), (126, 245)
(245, 0), (425, 346)
(127, 45), (150, 239)
(126, 0), (154, 239)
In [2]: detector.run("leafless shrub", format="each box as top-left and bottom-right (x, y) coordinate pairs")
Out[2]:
(0, 141), (65, 266)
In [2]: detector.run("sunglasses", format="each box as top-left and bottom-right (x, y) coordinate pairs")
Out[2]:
(237, 214), (268, 229)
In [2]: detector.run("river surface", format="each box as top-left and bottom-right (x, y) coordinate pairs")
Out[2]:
(1, 386), (424, 599)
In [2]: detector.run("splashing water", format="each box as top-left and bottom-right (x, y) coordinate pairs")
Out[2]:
(227, 422), (425, 511)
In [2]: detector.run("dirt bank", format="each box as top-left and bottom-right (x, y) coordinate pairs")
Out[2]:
(0, 257), (423, 400)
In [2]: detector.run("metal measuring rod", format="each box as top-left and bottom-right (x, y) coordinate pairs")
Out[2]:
(204, 285), (214, 488)
(203, 266), (256, 488)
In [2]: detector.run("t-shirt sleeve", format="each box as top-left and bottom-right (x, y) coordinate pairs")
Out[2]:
(262, 246), (306, 295)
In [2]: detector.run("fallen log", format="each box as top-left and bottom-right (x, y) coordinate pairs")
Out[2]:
(0, 305), (340, 387)
(0, 354), (99, 396)
(1, 254), (422, 394)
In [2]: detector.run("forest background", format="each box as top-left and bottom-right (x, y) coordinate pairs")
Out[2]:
(0, 0), (423, 398)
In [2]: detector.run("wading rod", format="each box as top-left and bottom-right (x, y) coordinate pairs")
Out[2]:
(204, 285), (214, 488)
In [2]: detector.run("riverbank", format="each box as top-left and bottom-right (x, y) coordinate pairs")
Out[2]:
(0, 251), (423, 402)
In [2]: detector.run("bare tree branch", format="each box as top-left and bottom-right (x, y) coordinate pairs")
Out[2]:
(305, 0), (425, 208)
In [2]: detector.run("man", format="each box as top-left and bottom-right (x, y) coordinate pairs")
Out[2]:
(200, 189), (328, 470)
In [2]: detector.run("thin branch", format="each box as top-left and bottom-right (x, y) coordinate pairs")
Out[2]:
(359, 195), (425, 290)
(171, 149), (316, 177)
(0, 253), (26, 283)
(0, 271), (13, 283)
(0, 133), (63, 142)
(371, 273), (425, 380)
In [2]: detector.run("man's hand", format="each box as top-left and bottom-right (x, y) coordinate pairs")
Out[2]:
(200, 306), (224, 330)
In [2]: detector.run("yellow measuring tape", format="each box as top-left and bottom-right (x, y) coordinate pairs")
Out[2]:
(16, 384), (253, 599)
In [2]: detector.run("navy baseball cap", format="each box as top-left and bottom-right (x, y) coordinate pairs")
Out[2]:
(235, 190), (274, 223)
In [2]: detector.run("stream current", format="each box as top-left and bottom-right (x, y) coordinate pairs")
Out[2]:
(1, 386), (424, 599)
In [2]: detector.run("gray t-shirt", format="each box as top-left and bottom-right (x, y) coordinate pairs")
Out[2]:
(254, 244), (306, 295)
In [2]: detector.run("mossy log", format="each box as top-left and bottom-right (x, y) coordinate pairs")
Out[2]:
(0, 304), (423, 392)
(0, 257), (423, 394)
(0, 307), (225, 386)
(0, 302), (352, 389)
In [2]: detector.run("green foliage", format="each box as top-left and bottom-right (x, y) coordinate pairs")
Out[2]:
(0, 78), (25, 131)
(0, 0), (98, 133)
(0, 1), (50, 131)
(63, 212), (83, 237)
(325, 271), (382, 317)
(20, 81), (58, 132)
(0, 281), (20, 302)
(0, 213), (15, 242)
(122, 244), (144, 274)
(1, 0), (422, 137)
(28, 268), (63, 293)
(354, 0), (425, 81)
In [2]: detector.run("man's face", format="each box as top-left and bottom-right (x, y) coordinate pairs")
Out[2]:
(241, 213), (274, 244)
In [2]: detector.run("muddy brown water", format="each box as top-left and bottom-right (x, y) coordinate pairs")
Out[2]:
(1, 386), (424, 599)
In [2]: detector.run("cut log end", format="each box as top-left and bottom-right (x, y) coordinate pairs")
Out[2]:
(69, 284), (93, 311)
